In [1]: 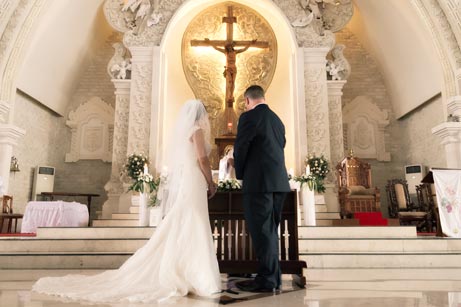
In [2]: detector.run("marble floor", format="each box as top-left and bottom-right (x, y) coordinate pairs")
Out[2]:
(1, 268), (461, 306)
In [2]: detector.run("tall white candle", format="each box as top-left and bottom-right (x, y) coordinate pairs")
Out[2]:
(143, 163), (148, 175)
(306, 165), (310, 175)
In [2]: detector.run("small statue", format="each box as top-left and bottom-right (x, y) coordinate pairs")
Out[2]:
(326, 61), (343, 80)
(330, 44), (351, 80)
(110, 60), (132, 80)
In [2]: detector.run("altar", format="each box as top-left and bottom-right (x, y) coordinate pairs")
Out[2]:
(208, 190), (306, 286)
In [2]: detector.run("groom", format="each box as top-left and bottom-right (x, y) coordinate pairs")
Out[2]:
(230, 85), (291, 292)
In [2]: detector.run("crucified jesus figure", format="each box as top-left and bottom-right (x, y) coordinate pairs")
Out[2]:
(191, 6), (269, 108)
(205, 39), (255, 107)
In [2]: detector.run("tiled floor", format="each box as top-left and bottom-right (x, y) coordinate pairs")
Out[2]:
(2, 269), (461, 306)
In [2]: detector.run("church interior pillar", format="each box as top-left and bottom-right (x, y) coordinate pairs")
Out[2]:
(102, 79), (131, 218)
(327, 80), (347, 169)
(0, 124), (25, 194)
(126, 47), (153, 155)
(303, 47), (332, 160)
(325, 80), (346, 213)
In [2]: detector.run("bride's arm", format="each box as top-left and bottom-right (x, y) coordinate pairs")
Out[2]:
(192, 129), (217, 198)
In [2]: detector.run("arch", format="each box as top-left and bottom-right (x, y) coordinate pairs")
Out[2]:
(151, 0), (304, 172)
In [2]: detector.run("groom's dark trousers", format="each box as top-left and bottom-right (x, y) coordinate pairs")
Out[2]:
(234, 104), (291, 289)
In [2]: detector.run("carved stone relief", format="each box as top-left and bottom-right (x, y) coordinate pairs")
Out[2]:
(126, 48), (153, 154)
(181, 2), (277, 137)
(343, 96), (391, 161)
(65, 97), (115, 163)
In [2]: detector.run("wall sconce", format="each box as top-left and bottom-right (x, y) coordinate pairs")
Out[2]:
(10, 156), (20, 172)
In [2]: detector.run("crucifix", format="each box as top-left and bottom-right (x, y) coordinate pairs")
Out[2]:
(191, 6), (269, 122)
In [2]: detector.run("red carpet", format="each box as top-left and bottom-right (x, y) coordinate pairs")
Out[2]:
(353, 212), (388, 226)
(0, 233), (36, 237)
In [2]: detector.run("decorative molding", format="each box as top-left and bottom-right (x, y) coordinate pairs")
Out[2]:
(0, 101), (10, 124)
(412, 0), (457, 97)
(0, 0), (45, 124)
(447, 95), (461, 116)
(0, 123), (25, 146)
(343, 96), (391, 161)
(65, 97), (115, 163)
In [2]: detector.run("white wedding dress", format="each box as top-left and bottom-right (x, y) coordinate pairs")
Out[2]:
(33, 101), (221, 303)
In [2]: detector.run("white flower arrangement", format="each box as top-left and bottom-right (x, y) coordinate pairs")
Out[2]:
(217, 179), (241, 192)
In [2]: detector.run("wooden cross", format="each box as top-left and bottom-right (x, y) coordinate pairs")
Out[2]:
(191, 6), (269, 108)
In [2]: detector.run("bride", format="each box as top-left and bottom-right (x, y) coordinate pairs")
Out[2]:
(33, 99), (221, 303)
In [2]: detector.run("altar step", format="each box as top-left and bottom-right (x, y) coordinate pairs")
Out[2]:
(35, 225), (416, 239)
(2, 237), (457, 254)
(3, 225), (458, 269)
(36, 227), (154, 239)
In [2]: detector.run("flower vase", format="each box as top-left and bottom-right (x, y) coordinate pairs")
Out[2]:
(138, 192), (150, 226)
(149, 206), (162, 227)
(301, 184), (316, 226)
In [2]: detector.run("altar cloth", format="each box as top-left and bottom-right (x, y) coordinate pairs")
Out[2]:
(21, 201), (89, 233)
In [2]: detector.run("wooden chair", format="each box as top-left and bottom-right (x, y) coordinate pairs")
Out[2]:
(386, 180), (428, 231)
(336, 153), (381, 218)
(0, 195), (23, 233)
(416, 183), (442, 236)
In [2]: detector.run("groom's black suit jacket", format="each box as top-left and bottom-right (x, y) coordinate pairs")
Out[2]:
(234, 104), (291, 193)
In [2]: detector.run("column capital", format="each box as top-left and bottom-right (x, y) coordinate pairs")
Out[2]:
(303, 47), (330, 64)
(0, 124), (25, 146)
(447, 95), (461, 116)
(128, 46), (154, 63)
(432, 122), (461, 145)
(111, 79), (131, 96)
(327, 80), (347, 96)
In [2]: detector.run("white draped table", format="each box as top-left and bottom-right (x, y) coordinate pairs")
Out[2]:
(21, 201), (89, 233)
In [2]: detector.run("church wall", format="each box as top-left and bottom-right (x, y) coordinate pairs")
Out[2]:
(398, 96), (447, 169)
(8, 91), (62, 215)
(336, 27), (406, 216)
(8, 31), (121, 221)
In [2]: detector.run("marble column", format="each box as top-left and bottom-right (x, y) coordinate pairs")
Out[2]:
(0, 124), (25, 194)
(327, 80), (346, 169)
(303, 48), (331, 160)
(326, 80), (346, 212)
(102, 79), (131, 218)
(303, 48), (338, 212)
(126, 47), (153, 155)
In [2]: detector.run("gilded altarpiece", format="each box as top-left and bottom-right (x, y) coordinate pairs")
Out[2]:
(181, 2), (277, 156)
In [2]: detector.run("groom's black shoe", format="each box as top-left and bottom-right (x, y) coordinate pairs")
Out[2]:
(235, 280), (276, 293)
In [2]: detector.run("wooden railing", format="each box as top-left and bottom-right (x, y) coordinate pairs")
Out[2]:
(208, 190), (306, 287)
